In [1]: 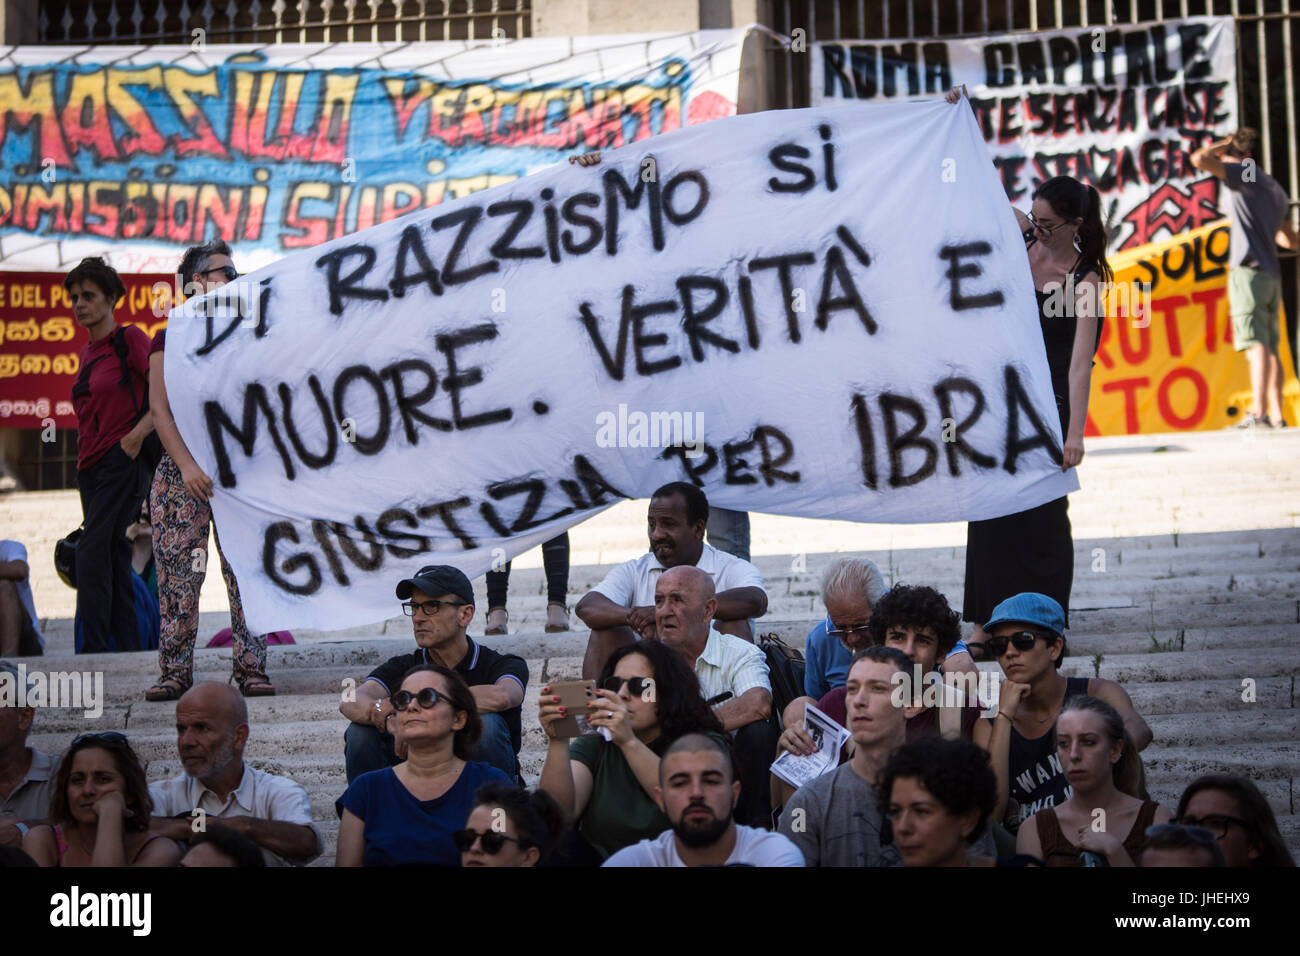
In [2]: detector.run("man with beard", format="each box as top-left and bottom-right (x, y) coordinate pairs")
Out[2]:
(148, 683), (320, 865)
(603, 733), (803, 866)
(576, 482), (767, 679)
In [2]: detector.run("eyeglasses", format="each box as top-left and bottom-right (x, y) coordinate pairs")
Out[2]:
(70, 731), (130, 749)
(1145, 823), (1222, 845)
(1026, 212), (1060, 237)
(826, 617), (873, 641)
(986, 631), (1050, 658)
(601, 676), (655, 697)
(965, 642), (990, 662)
(391, 688), (447, 712)
(402, 599), (467, 617)
(452, 828), (529, 855)
(198, 265), (239, 282)
(1174, 814), (1253, 840)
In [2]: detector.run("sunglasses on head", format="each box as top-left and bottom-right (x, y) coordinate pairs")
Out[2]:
(986, 630), (1052, 658)
(601, 676), (655, 696)
(452, 828), (529, 855)
(391, 687), (448, 712)
(71, 731), (129, 748)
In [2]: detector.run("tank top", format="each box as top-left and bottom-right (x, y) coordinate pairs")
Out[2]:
(1007, 676), (1090, 828)
(1036, 800), (1160, 866)
(1035, 258), (1103, 436)
(52, 824), (165, 865)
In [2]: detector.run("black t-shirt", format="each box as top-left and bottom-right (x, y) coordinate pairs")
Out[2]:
(366, 638), (529, 756)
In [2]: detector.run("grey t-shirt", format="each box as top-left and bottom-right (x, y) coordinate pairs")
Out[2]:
(779, 763), (900, 867)
(779, 762), (998, 866)
(1224, 162), (1289, 277)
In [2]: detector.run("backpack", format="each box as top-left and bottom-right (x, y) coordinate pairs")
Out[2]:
(109, 327), (163, 475)
(757, 632), (805, 730)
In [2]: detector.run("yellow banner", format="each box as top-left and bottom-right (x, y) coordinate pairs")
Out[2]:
(1089, 222), (1298, 435)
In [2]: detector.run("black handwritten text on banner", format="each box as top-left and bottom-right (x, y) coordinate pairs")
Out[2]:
(166, 100), (1077, 632)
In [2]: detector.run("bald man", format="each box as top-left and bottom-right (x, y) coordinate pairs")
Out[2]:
(148, 682), (320, 866)
(655, 566), (777, 827)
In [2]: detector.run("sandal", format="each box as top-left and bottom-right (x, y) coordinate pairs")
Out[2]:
(485, 607), (508, 636)
(545, 602), (570, 633)
(144, 679), (189, 702)
(235, 675), (277, 697)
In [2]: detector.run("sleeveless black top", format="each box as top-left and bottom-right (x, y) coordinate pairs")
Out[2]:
(1008, 676), (1090, 829)
(1035, 259), (1103, 436)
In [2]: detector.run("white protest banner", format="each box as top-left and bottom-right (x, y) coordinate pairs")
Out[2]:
(813, 17), (1237, 252)
(167, 98), (1078, 633)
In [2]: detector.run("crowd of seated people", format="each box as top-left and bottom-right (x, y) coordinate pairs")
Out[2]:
(2, 486), (1296, 868)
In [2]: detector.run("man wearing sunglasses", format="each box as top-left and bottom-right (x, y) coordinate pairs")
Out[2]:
(339, 565), (527, 783)
(972, 592), (1151, 831)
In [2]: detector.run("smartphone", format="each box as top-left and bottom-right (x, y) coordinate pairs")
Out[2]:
(549, 680), (598, 738)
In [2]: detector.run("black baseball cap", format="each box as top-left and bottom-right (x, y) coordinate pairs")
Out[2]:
(395, 565), (475, 605)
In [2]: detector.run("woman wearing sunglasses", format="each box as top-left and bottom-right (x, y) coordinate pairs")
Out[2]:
(23, 732), (180, 867)
(538, 639), (723, 863)
(1174, 774), (1295, 867)
(944, 86), (1112, 662)
(145, 239), (276, 702)
(1016, 696), (1167, 867)
(458, 782), (564, 867)
(336, 665), (512, 866)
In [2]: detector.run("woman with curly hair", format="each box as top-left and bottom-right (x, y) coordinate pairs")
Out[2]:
(878, 736), (998, 867)
(538, 639), (724, 862)
(23, 732), (180, 866)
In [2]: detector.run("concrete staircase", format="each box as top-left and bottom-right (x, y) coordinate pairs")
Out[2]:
(5, 428), (1299, 864)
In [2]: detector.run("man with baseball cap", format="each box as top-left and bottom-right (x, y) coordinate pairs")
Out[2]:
(972, 592), (1151, 832)
(339, 565), (528, 782)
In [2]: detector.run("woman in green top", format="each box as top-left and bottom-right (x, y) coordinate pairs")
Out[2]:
(538, 639), (723, 860)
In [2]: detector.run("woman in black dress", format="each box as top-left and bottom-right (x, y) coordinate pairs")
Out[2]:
(961, 170), (1113, 643)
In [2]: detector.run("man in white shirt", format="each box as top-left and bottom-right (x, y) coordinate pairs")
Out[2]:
(148, 683), (320, 866)
(0, 540), (44, 656)
(604, 733), (803, 867)
(576, 482), (767, 679)
(655, 565), (776, 827)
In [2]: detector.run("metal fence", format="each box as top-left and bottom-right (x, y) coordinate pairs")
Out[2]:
(38, 0), (532, 44)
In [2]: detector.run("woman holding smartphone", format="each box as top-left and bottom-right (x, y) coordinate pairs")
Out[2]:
(537, 639), (723, 862)
(336, 666), (511, 866)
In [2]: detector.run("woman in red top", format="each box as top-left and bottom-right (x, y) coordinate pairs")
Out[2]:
(66, 257), (154, 653)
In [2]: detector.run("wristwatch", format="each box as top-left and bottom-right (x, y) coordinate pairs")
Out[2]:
(13, 822), (29, 838)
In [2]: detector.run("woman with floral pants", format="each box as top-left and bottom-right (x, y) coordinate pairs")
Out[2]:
(144, 241), (274, 700)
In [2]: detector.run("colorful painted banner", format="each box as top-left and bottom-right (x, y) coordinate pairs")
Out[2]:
(0, 30), (746, 274)
(814, 17), (1237, 251)
(166, 99), (1078, 633)
(1088, 222), (1298, 434)
(0, 272), (171, 428)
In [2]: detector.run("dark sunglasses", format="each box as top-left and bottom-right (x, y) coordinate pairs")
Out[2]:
(453, 828), (529, 854)
(391, 688), (447, 712)
(1174, 814), (1252, 840)
(71, 731), (129, 748)
(199, 265), (239, 282)
(987, 630), (1051, 658)
(601, 676), (655, 697)
(965, 642), (990, 661)
(402, 599), (467, 617)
